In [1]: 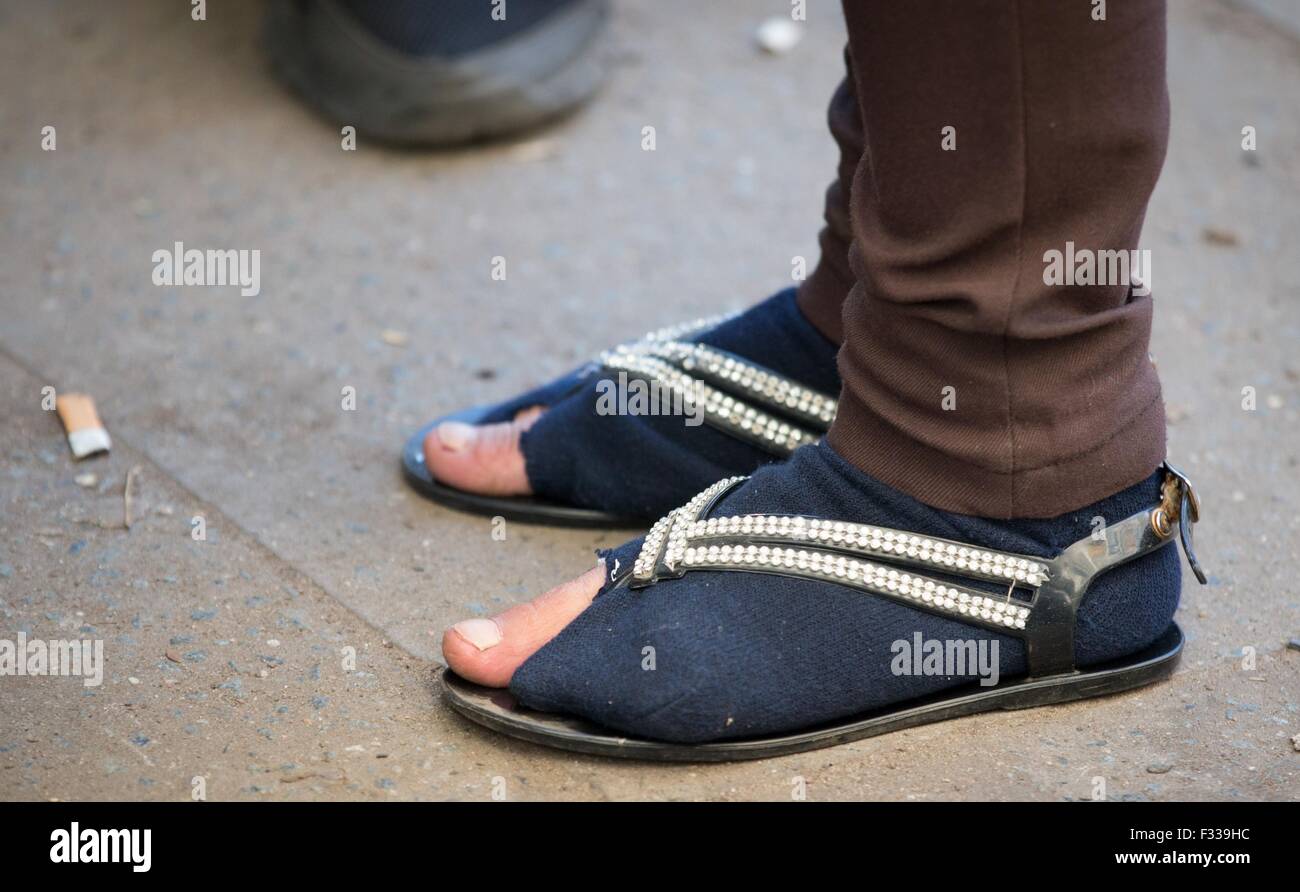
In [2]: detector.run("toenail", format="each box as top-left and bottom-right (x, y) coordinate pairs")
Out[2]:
(436, 421), (476, 452)
(451, 618), (502, 651)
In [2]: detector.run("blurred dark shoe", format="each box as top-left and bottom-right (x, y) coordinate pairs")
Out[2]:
(265, 0), (610, 147)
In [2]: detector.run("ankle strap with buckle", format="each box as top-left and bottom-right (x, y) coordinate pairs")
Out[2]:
(618, 463), (1207, 678)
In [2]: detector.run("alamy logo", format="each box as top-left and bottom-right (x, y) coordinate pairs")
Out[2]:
(1042, 241), (1151, 297)
(594, 371), (705, 427)
(0, 633), (103, 687)
(50, 823), (151, 872)
(890, 633), (1000, 687)
(152, 241), (261, 296)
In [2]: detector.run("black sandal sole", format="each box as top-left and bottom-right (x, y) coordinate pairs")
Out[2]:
(401, 408), (646, 528)
(438, 622), (1183, 762)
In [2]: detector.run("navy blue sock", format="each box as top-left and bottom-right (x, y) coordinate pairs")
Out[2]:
(510, 442), (1181, 743)
(520, 287), (841, 518)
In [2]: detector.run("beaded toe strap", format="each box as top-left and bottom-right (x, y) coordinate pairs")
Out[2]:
(624, 463), (1206, 678)
(596, 315), (838, 456)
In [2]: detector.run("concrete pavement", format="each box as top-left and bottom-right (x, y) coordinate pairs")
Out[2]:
(1, 0), (1296, 800)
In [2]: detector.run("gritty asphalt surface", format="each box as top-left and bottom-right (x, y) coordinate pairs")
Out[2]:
(0, 0), (1296, 801)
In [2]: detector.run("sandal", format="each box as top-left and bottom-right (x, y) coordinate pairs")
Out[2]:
(402, 290), (841, 527)
(441, 460), (1205, 761)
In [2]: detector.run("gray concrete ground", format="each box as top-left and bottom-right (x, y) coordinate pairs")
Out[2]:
(1, 0), (1297, 801)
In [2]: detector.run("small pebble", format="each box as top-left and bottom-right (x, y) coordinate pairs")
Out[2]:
(380, 329), (409, 348)
(756, 17), (802, 54)
(74, 473), (97, 487)
(127, 677), (140, 685)
(1146, 762), (1173, 774)
(1201, 227), (1239, 247)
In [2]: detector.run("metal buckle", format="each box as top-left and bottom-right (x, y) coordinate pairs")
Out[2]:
(1160, 461), (1208, 585)
(1163, 461), (1200, 523)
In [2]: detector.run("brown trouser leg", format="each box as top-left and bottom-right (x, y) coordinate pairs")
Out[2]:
(795, 52), (863, 346)
(822, 0), (1170, 519)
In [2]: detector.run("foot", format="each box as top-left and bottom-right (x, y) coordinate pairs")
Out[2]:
(421, 407), (542, 498)
(421, 288), (842, 520)
(443, 564), (605, 688)
(442, 442), (1181, 743)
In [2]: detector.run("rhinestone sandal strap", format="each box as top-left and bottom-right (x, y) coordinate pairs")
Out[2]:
(684, 515), (1049, 586)
(595, 310), (839, 455)
(599, 351), (822, 456)
(632, 476), (746, 582)
(626, 463), (1207, 678)
(678, 542), (1034, 633)
(631, 501), (1039, 634)
(626, 341), (837, 431)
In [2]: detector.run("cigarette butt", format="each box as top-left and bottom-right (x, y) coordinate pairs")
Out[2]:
(55, 393), (112, 459)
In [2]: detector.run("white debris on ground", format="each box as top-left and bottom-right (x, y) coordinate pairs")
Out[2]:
(756, 17), (803, 55)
